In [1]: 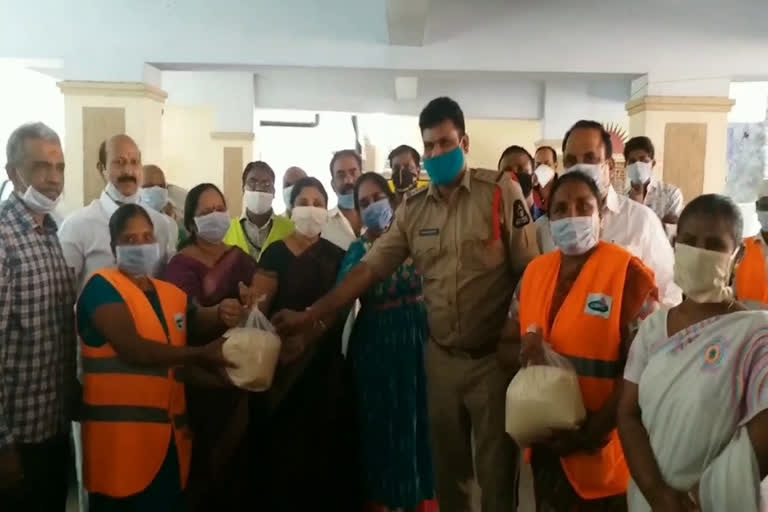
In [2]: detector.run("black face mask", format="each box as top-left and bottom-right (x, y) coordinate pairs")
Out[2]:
(392, 167), (417, 192)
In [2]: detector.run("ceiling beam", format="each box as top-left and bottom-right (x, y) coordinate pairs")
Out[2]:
(386, 0), (429, 47)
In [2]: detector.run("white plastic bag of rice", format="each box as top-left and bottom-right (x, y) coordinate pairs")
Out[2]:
(505, 354), (586, 447)
(223, 327), (281, 391)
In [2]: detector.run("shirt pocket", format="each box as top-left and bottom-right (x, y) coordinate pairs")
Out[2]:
(411, 236), (440, 278)
(460, 237), (505, 271)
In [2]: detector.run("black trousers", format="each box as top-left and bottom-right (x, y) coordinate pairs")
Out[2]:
(0, 434), (70, 511)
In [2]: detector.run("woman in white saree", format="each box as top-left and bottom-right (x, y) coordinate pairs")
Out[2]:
(617, 194), (768, 512)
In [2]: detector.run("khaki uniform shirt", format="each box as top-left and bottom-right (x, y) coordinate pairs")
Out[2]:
(363, 168), (540, 352)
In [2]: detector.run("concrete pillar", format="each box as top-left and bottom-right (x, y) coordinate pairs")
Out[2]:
(57, 81), (166, 214)
(211, 132), (255, 218)
(627, 85), (734, 202)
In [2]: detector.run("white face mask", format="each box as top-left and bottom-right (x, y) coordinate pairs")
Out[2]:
(627, 161), (653, 185)
(758, 211), (768, 232)
(291, 206), (328, 237)
(673, 243), (736, 303)
(244, 190), (274, 215)
(564, 163), (610, 198)
(550, 216), (600, 255)
(105, 181), (138, 204)
(534, 164), (555, 188)
(139, 186), (168, 212)
(20, 183), (62, 214)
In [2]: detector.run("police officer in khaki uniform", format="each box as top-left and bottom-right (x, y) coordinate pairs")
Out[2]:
(273, 97), (540, 512)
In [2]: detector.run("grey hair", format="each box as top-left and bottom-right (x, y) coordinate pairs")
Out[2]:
(6, 122), (60, 168)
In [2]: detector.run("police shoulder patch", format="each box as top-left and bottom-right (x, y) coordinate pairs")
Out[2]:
(512, 199), (530, 228)
(472, 168), (502, 185)
(404, 185), (428, 202)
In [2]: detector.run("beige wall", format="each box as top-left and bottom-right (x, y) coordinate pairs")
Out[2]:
(161, 104), (219, 191)
(465, 119), (541, 170)
(628, 102), (730, 196)
(59, 84), (165, 214)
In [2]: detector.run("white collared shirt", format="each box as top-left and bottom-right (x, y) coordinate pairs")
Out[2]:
(322, 208), (357, 251)
(634, 177), (684, 222)
(58, 191), (176, 290)
(536, 187), (681, 306)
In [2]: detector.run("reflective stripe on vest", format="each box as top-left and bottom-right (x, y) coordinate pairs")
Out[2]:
(82, 356), (169, 377)
(80, 268), (191, 498)
(518, 242), (643, 500)
(81, 405), (188, 429)
(736, 237), (768, 305)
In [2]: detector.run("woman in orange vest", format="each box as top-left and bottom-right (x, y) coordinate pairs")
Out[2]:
(76, 204), (244, 511)
(734, 180), (768, 308)
(500, 170), (659, 510)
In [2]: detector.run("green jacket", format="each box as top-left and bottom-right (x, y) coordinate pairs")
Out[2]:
(224, 214), (294, 261)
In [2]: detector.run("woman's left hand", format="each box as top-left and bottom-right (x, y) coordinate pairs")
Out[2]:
(218, 298), (248, 328)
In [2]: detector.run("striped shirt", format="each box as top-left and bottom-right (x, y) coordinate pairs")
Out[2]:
(0, 194), (77, 448)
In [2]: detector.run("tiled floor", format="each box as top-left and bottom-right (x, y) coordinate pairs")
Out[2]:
(65, 462), (535, 512)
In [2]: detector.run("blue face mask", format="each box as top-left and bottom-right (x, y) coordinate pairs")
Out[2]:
(116, 243), (160, 277)
(423, 146), (465, 186)
(362, 198), (393, 231)
(337, 193), (355, 210)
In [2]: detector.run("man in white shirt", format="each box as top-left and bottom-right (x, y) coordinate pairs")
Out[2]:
(537, 120), (681, 306)
(624, 136), (683, 227)
(139, 164), (179, 248)
(58, 134), (175, 289)
(323, 149), (362, 251)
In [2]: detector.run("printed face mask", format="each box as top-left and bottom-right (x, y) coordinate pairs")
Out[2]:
(550, 215), (600, 255)
(673, 243), (736, 303)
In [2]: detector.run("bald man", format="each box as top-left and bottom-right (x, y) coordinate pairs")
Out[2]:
(140, 164), (180, 247)
(58, 134), (175, 290)
(282, 166), (307, 214)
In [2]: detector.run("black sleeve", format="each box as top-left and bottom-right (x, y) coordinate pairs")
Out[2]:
(259, 241), (287, 274)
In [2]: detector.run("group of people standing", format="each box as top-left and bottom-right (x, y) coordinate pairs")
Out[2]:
(0, 94), (766, 512)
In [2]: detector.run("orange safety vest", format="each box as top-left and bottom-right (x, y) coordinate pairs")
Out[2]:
(80, 268), (192, 498)
(736, 237), (768, 305)
(519, 241), (642, 500)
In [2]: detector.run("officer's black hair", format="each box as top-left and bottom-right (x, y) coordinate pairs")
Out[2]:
(562, 120), (613, 161)
(109, 203), (154, 255)
(419, 97), (465, 137)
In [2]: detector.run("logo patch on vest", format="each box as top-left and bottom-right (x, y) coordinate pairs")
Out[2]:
(174, 312), (185, 331)
(584, 294), (612, 319)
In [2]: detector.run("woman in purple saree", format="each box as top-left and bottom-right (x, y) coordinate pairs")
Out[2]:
(162, 183), (258, 511)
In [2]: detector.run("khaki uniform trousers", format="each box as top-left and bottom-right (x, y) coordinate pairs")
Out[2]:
(425, 341), (519, 512)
